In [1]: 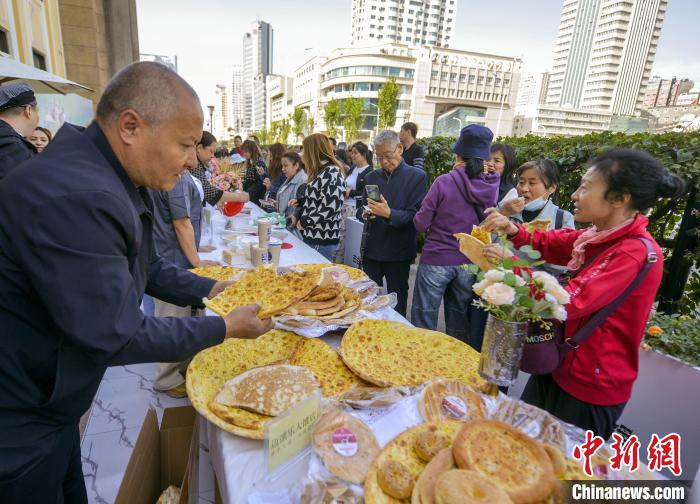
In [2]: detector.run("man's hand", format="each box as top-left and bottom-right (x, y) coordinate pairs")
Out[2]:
(207, 280), (233, 299)
(223, 303), (274, 339)
(500, 197), (525, 217)
(288, 198), (298, 208)
(367, 195), (391, 219)
(483, 208), (519, 236)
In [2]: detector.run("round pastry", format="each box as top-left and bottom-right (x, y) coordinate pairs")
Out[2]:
(543, 443), (567, 479)
(311, 410), (379, 484)
(414, 431), (451, 462)
(452, 420), (556, 504)
(377, 460), (414, 500)
(434, 469), (513, 504)
(419, 380), (485, 423)
(412, 447), (455, 504)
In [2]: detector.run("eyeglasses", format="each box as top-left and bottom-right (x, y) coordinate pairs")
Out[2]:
(375, 145), (400, 161)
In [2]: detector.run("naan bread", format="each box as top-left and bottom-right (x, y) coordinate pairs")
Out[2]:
(365, 422), (462, 504)
(470, 225), (492, 245)
(412, 447), (455, 504)
(454, 233), (493, 271)
(434, 469), (513, 504)
(186, 329), (302, 438)
(419, 380), (485, 423)
(312, 410), (380, 484)
(214, 364), (320, 416)
(288, 338), (369, 397)
(340, 320), (485, 388)
(525, 219), (552, 233)
(452, 420), (557, 504)
(203, 266), (321, 318)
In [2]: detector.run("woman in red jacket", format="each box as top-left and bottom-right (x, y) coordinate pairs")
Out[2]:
(483, 148), (685, 438)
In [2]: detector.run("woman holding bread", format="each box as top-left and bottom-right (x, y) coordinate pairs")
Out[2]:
(483, 148), (684, 438)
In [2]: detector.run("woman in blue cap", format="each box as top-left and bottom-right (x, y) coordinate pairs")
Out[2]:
(412, 124), (499, 346)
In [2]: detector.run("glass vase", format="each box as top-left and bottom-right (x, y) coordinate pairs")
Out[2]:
(478, 314), (529, 387)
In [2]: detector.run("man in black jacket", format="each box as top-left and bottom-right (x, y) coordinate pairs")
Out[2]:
(400, 121), (425, 170)
(0, 62), (272, 503)
(359, 129), (427, 316)
(0, 83), (39, 180)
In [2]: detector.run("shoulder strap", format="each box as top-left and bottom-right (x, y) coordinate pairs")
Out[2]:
(565, 237), (657, 350)
(555, 208), (564, 230)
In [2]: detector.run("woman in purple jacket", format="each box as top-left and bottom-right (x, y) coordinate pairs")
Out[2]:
(411, 125), (499, 344)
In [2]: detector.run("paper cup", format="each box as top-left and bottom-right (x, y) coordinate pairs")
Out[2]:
(268, 240), (282, 266)
(257, 219), (272, 248)
(251, 245), (269, 267)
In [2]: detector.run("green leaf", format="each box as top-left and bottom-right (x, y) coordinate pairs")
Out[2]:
(503, 257), (514, 269)
(527, 250), (542, 259)
(531, 260), (546, 267)
(504, 272), (518, 287)
(514, 259), (529, 267)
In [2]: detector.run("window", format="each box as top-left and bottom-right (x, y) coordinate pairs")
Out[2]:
(441, 72), (447, 79)
(431, 70), (438, 79)
(459, 74), (466, 82)
(450, 73), (457, 81)
(0, 29), (9, 55)
(33, 50), (46, 71)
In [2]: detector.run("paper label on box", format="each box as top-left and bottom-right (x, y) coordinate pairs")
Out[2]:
(332, 428), (358, 457)
(264, 393), (321, 473)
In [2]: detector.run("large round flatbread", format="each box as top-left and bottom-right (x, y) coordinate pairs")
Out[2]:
(186, 330), (302, 438)
(412, 447), (455, 504)
(341, 320), (485, 388)
(452, 420), (556, 504)
(419, 380), (485, 423)
(365, 422), (462, 504)
(312, 410), (380, 484)
(288, 338), (370, 397)
(454, 233), (493, 270)
(189, 265), (242, 281)
(214, 364), (319, 416)
(434, 469), (513, 504)
(203, 266), (321, 318)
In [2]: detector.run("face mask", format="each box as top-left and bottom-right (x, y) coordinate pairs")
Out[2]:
(523, 197), (548, 212)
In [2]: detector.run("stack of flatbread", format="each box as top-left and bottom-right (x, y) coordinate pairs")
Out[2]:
(203, 265), (322, 319)
(454, 225), (494, 271)
(282, 285), (362, 320)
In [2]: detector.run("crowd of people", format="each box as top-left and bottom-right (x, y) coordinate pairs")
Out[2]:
(0, 61), (688, 501)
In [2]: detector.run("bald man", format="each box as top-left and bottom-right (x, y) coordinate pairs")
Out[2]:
(0, 62), (272, 503)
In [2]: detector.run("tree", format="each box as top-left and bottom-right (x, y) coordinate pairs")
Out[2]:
(343, 96), (364, 142)
(292, 107), (307, 141)
(378, 77), (400, 130)
(307, 116), (316, 136)
(279, 116), (292, 144)
(324, 99), (341, 138)
(269, 122), (281, 143)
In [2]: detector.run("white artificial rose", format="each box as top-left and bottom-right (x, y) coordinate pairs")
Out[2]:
(552, 304), (568, 321)
(482, 282), (516, 306)
(547, 283), (571, 305)
(484, 269), (506, 283)
(544, 293), (557, 304)
(473, 279), (491, 297)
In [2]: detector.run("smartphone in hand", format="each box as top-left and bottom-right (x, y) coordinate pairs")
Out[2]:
(365, 184), (381, 202)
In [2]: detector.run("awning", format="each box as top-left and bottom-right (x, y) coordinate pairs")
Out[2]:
(0, 56), (92, 95)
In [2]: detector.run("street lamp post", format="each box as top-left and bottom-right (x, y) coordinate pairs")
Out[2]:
(207, 105), (215, 133)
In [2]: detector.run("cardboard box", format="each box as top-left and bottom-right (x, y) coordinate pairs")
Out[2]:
(115, 405), (199, 504)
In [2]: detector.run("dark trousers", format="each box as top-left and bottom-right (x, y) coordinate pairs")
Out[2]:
(362, 257), (412, 317)
(521, 373), (626, 440)
(0, 426), (87, 504)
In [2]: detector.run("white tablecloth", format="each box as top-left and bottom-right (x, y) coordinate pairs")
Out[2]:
(197, 203), (410, 503)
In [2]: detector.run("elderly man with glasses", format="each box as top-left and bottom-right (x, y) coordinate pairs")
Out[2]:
(357, 129), (428, 316)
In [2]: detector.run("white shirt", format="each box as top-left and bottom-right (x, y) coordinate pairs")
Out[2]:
(344, 164), (368, 207)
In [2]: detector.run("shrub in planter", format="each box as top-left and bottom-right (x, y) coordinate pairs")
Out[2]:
(644, 313), (700, 367)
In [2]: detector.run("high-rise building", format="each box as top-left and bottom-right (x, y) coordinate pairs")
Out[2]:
(266, 75), (294, 132)
(140, 54), (178, 73)
(242, 20), (273, 131)
(231, 65), (245, 132)
(643, 77), (694, 108)
(546, 0), (668, 116)
(515, 72), (550, 115)
(351, 0), (457, 48)
(213, 84), (230, 140)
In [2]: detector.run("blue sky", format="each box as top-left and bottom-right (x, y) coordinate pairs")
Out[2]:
(137, 0), (699, 108)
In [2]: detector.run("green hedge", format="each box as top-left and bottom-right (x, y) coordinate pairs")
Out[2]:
(418, 132), (700, 315)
